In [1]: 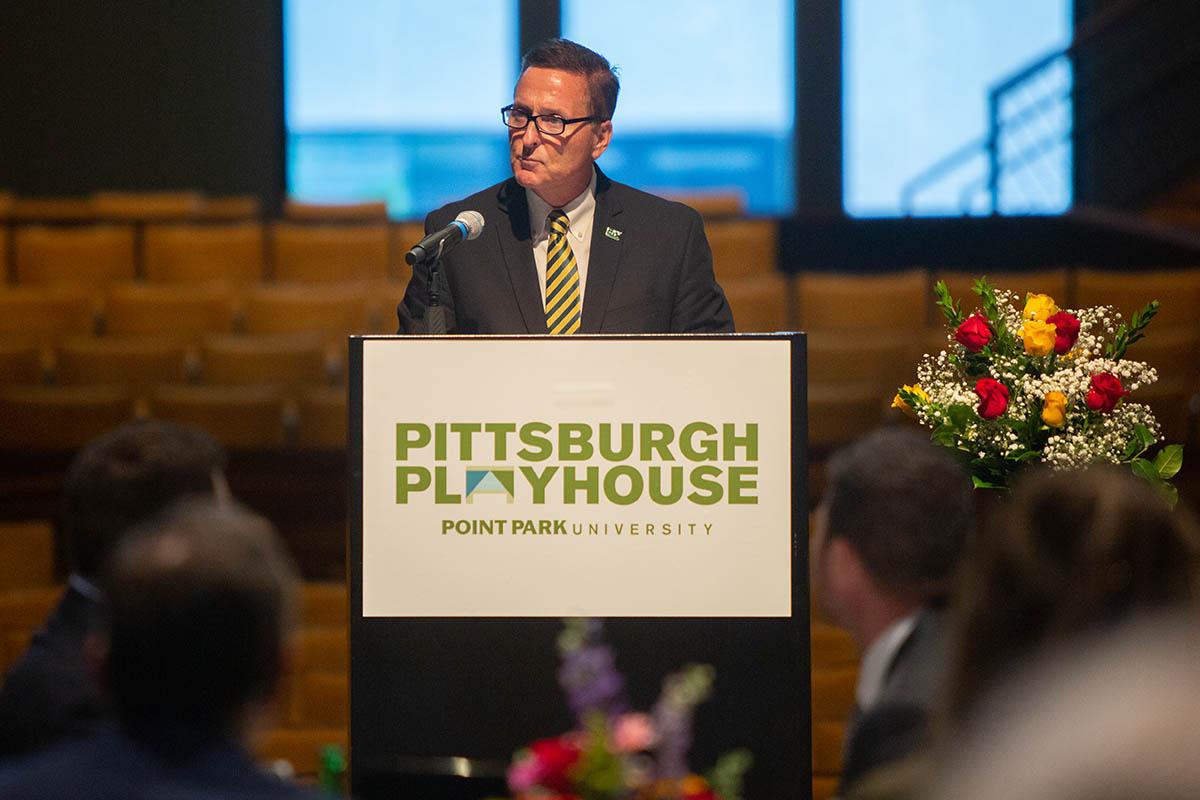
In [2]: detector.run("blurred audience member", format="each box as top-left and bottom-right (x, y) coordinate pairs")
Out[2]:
(0, 420), (227, 758)
(943, 465), (1200, 727)
(0, 498), (323, 799)
(929, 612), (1200, 800)
(810, 427), (973, 794)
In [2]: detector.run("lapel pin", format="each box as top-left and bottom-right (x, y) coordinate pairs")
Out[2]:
(605, 227), (623, 241)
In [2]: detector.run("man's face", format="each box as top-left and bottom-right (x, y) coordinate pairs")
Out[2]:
(509, 67), (612, 206)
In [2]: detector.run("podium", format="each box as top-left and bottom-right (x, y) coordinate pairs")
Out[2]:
(348, 333), (810, 800)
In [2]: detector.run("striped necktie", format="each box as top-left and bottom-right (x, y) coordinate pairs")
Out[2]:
(544, 209), (582, 334)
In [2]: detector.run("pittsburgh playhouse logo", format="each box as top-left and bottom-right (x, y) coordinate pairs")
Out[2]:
(394, 421), (760, 506)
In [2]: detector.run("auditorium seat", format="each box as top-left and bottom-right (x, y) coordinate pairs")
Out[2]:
(102, 282), (237, 340)
(240, 282), (370, 343)
(363, 279), (410, 334)
(199, 332), (330, 389)
(10, 196), (93, 222)
(142, 221), (265, 284)
(89, 190), (204, 221)
(292, 672), (349, 727)
(664, 190), (747, 218)
(721, 273), (793, 332)
(1126, 325), (1200, 381)
(808, 382), (891, 450)
(1134, 377), (1196, 446)
(13, 224), (137, 287)
(147, 384), (289, 449)
(301, 581), (349, 627)
(0, 586), (62, 677)
(0, 284), (97, 338)
(296, 626), (349, 674)
(811, 622), (859, 669)
(0, 385), (134, 450)
(0, 190), (13, 217)
(811, 720), (846, 797)
(283, 199), (389, 221)
(0, 339), (45, 384)
(269, 221), (389, 282)
(934, 267), (1072, 317)
(0, 521), (56, 589)
(1074, 266), (1200, 332)
(793, 268), (929, 331)
(199, 194), (262, 220)
(390, 221), (424, 282)
(705, 218), (778, 280)
(297, 386), (348, 449)
(806, 331), (913, 396)
(54, 335), (191, 392)
(254, 727), (348, 780)
(0, 223), (8, 282)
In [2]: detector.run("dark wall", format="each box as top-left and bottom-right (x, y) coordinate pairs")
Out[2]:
(0, 1), (283, 210)
(1072, 0), (1200, 209)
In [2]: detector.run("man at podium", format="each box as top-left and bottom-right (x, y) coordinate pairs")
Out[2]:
(397, 38), (734, 335)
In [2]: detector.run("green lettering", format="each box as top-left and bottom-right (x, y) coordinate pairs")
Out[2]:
(687, 465), (724, 505)
(604, 465), (643, 505)
(728, 466), (759, 504)
(518, 422), (553, 461)
(395, 466), (430, 503)
(598, 422), (634, 460)
(519, 465), (558, 503)
(723, 423), (758, 461)
(559, 423), (594, 460)
(562, 466), (599, 504)
(449, 422), (481, 460)
(395, 423), (431, 460)
(648, 465), (684, 504)
(640, 423), (676, 461)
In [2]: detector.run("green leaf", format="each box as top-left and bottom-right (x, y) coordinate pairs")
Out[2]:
(1130, 458), (1160, 482)
(934, 281), (963, 327)
(1153, 445), (1184, 480)
(971, 475), (1008, 490)
(947, 403), (975, 427)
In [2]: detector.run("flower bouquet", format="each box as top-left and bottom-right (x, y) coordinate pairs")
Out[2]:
(504, 619), (751, 800)
(893, 277), (1184, 503)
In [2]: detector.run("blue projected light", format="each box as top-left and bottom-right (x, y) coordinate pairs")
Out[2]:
(284, 0), (517, 219)
(285, 1), (795, 219)
(843, 0), (1073, 217)
(564, 0), (795, 215)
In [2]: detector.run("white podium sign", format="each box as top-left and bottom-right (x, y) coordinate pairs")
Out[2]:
(359, 336), (794, 617)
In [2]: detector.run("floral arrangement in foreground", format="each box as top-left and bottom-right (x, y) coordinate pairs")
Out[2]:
(504, 619), (751, 800)
(893, 277), (1184, 504)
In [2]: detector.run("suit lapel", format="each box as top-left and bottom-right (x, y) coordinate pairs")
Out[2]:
(581, 170), (622, 333)
(497, 180), (549, 333)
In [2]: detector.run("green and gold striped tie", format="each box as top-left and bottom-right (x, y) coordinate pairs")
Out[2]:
(544, 209), (582, 334)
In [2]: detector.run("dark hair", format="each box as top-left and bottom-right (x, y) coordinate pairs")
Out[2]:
(58, 420), (226, 580)
(944, 465), (1200, 724)
(520, 38), (620, 121)
(104, 498), (299, 734)
(823, 427), (973, 600)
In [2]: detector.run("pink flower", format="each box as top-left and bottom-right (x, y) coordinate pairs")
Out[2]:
(612, 712), (657, 752)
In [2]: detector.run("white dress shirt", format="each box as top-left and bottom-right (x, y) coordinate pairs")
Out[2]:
(526, 168), (597, 310)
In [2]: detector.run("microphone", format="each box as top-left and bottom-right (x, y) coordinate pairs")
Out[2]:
(405, 210), (485, 266)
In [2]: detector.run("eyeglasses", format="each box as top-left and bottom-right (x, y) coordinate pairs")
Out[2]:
(501, 104), (597, 135)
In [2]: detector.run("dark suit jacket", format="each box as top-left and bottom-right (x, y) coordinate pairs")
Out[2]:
(839, 606), (950, 794)
(0, 584), (111, 758)
(0, 724), (325, 799)
(397, 169), (735, 334)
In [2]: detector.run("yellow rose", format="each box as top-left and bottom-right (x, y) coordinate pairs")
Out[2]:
(891, 384), (928, 418)
(1042, 391), (1068, 427)
(1022, 320), (1056, 356)
(1023, 292), (1059, 321)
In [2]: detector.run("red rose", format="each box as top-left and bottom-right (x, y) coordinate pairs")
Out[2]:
(1086, 372), (1129, 413)
(974, 378), (1009, 419)
(1047, 311), (1080, 354)
(954, 314), (992, 352)
(528, 737), (581, 793)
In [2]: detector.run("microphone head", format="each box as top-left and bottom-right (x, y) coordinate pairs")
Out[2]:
(455, 210), (485, 240)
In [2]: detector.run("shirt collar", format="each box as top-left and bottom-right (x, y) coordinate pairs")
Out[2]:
(527, 167), (597, 240)
(68, 573), (104, 602)
(855, 610), (920, 711)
